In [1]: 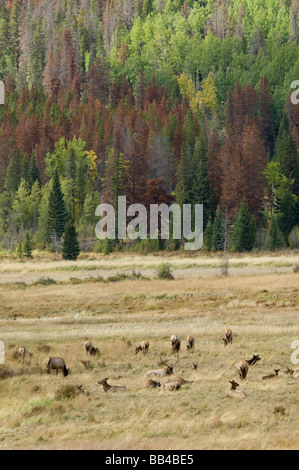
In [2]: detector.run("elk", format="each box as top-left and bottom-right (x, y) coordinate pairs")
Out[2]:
(161, 376), (193, 386)
(146, 354), (180, 378)
(223, 329), (233, 346)
(45, 357), (69, 377)
(193, 363), (198, 370)
(235, 354), (261, 381)
(160, 382), (181, 391)
(261, 369), (280, 380)
(18, 346), (33, 359)
(84, 339), (100, 356)
(186, 335), (195, 352)
(286, 367), (299, 378)
(145, 379), (161, 388)
(171, 335), (181, 357)
(135, 340), (150, 356)
(226, 380), (247, 399)
(98, 378), (127, 393)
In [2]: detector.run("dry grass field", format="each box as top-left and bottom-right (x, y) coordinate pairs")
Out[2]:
(0, 252), (299, 450)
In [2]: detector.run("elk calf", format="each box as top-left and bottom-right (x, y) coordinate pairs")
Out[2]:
(135, 340), (150, 356)
(98, 378), (127, 393)
(186, 335), (195, 352)
(235, 354), (261, 381)
(223, 329), (233, 346)
(85, 339), (100, 356)
(45, 357), (69, 377)
(18, 346), (33, 359)
(226, 380), (247, 399)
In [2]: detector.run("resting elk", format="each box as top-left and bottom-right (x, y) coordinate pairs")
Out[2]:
(146, 354), (180, 378)
(226, 380), (247, 399)
(171, 335), (181, 357)
(286, 367), (299, 378)
(135, 340), (150, 356)
(98, 378), (127, 393)
(186, 335), (195, 352)
(261, 369), (280, 380)
(235, 354), (261, 381)
(223, 329), (233, 346)
(45, 357), (69, 377)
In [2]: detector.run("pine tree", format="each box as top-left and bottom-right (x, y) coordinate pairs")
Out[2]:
(46, 168), (67, 246)
(16, 240), (23, 259)
(203, 218), (213, 251)
(232, 197), (256, 252)
(269, 216), (282, 251)
(23, 232), (33, 259)
(212, 205), (224, 251)
(61, 221), (80, 261)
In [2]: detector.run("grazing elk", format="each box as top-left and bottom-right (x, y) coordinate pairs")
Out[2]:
(45, 357), (69, 377)
(84, 339), (100, 356)
(286, 367), (299, 378)
(235, 354), (261, 381)
(261, 369), (280, 380)
(18, 346), (33, 359)
(186, 335), (195, 352)
(223, 329), (233, 346)
(146, 354), (180, 378)
(226, 380), (247, 399)
(135, 340), (150, 356)
(98, 378), (127, 393)
(171, 335), (181, 357)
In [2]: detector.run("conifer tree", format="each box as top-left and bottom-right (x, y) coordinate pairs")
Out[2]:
(46, 168), (67, 246)
(232, 197), (256, 252)
(61, 221), (80, 261)
(23, 232), (33, 259)
(212, 205), (224, 251)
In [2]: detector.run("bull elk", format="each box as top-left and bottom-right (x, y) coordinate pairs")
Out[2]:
(226, 380), (247, 399)
(98, 377), (127, 393)
(223, 329), (233, 346)
(135, 340), (150, 356)
(171, 335), (181, 357)
(261, 369), (280, 380)
(18, 346), (33, 359)
(235, 354), (261, 381)
(186, 335), (195, 352)
(146, 354), (180, 378)
(45, 357), (69, 377)
(84, 339), (100, 356)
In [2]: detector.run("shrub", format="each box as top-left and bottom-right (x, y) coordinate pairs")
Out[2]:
(288, 226), (299, 249)
(155, 263), (174, 280)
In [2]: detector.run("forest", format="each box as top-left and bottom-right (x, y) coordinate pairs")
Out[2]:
(0, 0), (299, 256)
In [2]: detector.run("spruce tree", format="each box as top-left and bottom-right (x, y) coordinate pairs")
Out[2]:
(204, 218), (213, 251)
(61, 221), (80, 261)
(46, 168), (67, 245)
(28, 153), (41, 189)
(269, 216), (282, 251)
(233, 197), (256, 252)
(212, 205), (224, 251)
(23, 232), (33, 259)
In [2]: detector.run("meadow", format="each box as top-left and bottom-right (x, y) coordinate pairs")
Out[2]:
(0, 252), (299, 450)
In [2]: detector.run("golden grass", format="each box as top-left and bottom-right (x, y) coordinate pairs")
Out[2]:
(0, 255), (299, 450)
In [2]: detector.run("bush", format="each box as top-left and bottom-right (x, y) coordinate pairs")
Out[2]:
(34, 277), (57, 286)
(155, 263), (174, 280)
(55, 385), (82, 400)
(294, 264), (299, 273)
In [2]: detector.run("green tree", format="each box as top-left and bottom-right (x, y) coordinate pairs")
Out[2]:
(212, 205), (224, 251)
(61, 221), (80, 261)
(232, 197), (256, 252)
(46, 168), (67, 246)
(23, 232), (33, 259)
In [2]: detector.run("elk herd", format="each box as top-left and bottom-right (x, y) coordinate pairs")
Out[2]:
(14, 329), (299, 399)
